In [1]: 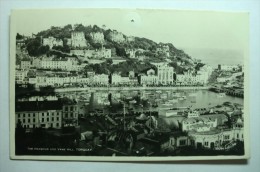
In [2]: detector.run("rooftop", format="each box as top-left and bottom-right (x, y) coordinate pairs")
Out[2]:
(15, 100), (63, 112)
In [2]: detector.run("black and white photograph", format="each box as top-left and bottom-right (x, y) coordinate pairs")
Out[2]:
(10, 9), (249, 161)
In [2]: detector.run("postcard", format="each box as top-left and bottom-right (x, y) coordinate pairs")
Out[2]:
(10, 9), (250, 161)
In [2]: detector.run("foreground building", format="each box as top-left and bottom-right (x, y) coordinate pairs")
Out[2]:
(15, 101), (63, 129)
(15, 100), (79, 130)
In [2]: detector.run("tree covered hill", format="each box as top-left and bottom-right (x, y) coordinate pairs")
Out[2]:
(35, 24), (192, 61)
(17, 24), (200, 74)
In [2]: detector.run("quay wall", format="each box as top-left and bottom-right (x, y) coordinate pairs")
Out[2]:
(55, 86), (209, 93)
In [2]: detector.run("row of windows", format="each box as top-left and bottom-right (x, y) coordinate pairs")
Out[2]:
(17, 112), (61, 118)
(23, 123), (60, 128)
(41, 117), (60, 122)
(64, 113), (76, 118)
(64, 106), (76, 111)
(19, 117), (60, 123)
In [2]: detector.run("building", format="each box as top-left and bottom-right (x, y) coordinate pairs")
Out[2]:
(15, 100), (79, 130)
(21, 60), (31, 69)
(169, 133), (190, 149)
(108, 30), (125, 43)
(15, 70), (28, 84)
(68, 31), (87, 48)
(217, 77), (230, 83)
(70, 48), (111, 59)
(93, 74), (109, 85)
(156, 44), (170, 57)
(125, 49), (136, 58)
(140, 65), (176, 86)
(15, 101), (63, 129)
(188, 120), (244, 150)
(140, 75), (157, 86)
(112, 57), (127, 64)
(90, 32), (105, 43)
(35, 57), (73, 71)
(126, 36), (135, 42)
(167, 118), (244, 150)
(111, 73), (132, 85)
(28, 72), (87, 88)
(219, 64), (239, 71)
(182, 112), (218, 132)
(177, 68), (211, 85)
(157, 64), (174, 85)
(62, 101), (79, 127)
(42, 36), (63, 49)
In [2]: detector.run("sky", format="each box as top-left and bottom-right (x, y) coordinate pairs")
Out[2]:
(12, 9), (249, 66)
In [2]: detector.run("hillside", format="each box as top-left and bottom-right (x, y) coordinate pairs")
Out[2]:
(18, 24), (198, 74)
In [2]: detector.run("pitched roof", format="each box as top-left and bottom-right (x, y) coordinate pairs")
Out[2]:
(15, 101), (63, 112)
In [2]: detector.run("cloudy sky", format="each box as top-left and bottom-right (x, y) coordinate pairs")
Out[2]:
(13, 9), (248, 66)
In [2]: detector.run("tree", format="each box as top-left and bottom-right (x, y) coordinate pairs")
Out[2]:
(16, 33), (23, 40)
(115, 46), (126, 57)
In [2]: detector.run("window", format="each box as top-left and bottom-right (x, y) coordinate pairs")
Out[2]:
(18, 114), (20, 118)
(23, 119), (25, 123)
(42, 113), (44, 116)
(57, 117), (59, 121)
(28, 114), (30, 117)
(179, 139), (186, 146)
(33, 113), (35, 117)
(42, 118), (44, 122)
(28, 119), (30, 123)
(33, 119), (35, 122)
(204, 141), (209, 146)
(52, 117), (54, 121)
(224, 135), (230, 140)
(23, 114), (25, 117)
(57, 123), (59, 127)
(191, 140), (195, 146)
(70, 106), (74, 111)
(47, 118), (49, 122)
(237, 133), (239, 139)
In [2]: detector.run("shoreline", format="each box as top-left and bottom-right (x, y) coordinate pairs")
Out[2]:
(55, 86), (210, 92)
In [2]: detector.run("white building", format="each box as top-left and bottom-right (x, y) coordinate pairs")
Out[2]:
(37, 57), (73, 71)
(108, 31), (125, 43)
(157, 64), (174, 85)
(42, 36), (63, 49)
(93, 74), (109, 85)
(70, 48), (111, 59)
(220, 64), (239, 71)
(68, 31), (87, 48)
(125, 49), (136, 58)
(156, 44), (170, 57)
(140, 69), (157, 85)
(90, 32), (105, 43)
(182, 112), (218, 132)
(177, 67), (211, 85)
(15, 70), (28, 84)
(112, 57), (127, 64)
(126, 36), (135, 42)
(28, 73), (88, 88)
(189, 120), (244, 150)
(111, 73), (131, 85)
(21, 60), (31, 69)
